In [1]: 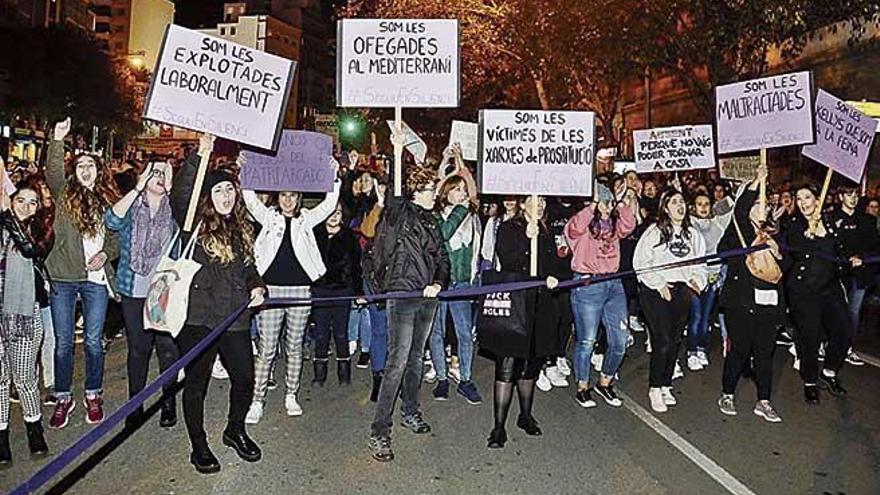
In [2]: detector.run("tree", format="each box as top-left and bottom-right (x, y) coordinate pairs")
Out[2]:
(0, 25), (143, 139)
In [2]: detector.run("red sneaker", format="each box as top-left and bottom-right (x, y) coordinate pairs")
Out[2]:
(49, 399), (75, 429)
(83, 395), (105, 425)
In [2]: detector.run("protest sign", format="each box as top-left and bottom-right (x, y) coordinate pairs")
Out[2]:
(449, 120), (479, 161)
(802, 90), (878, 183)
(239, 130), (334, 192)
(314, 114), (339, 149)
(633, 125), (715, 173)
(613, 161), (636, 175)
(479, 110), (595, 197)
(718, 155), (761, 182)
(337, 19), (460, 108)
(385, 119), (427, 164)
(145, 25), (297, 150)
(715, 71), (814, 154)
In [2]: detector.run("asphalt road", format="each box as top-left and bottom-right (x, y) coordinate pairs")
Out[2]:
(2, 308), (880, 495)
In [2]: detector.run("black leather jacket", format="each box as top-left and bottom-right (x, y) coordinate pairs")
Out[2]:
(364, 197), (450, 294)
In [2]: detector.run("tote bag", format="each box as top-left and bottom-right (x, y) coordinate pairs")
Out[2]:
(477, 270), (533, 348)
(143, 223), (203, 338)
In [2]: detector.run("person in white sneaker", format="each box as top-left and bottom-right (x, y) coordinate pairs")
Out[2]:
(565, 183), (637, 409)
(634, 189), (708, 413)
(240, 152), (341, 422)
(715, 166), (784, 422)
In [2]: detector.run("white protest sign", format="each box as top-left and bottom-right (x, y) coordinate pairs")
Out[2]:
(145, 25), (296, 150)
(479, 110), (595, 197)
(802, 90), (878, 183)
(633, 125), (715, 173)
(715, 71), (814, 154)
(337, 19), (460, 108)
(718, 155), (761, 182)
(613, 161), (636, 175)
(449, 120), (478, 161)
(385, 119), (427, 164)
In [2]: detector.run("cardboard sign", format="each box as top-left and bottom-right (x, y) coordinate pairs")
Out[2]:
(802, 90), (878, 183)
(385, 120), (427, 164)
(633, 125), (715, 173)
(313, 114), (339, 148)
(145, 25), (297, 150)
(239, 130), (334, 192)
(479, 110), (595, 197)
(715, 71), (814, 154)
(449, 120), (478, 161)
(337, 19), (460, 108)
(718, 155), (761, 182)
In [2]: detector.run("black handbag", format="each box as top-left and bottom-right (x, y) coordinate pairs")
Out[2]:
(477, 270), (534, 344)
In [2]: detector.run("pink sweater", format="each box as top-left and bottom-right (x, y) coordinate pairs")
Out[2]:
(565, 204), (636, 275)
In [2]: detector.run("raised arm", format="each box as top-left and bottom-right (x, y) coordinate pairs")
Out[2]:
(46, 118), (71, 200)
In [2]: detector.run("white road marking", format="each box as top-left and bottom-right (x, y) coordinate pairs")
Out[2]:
(618, 391), (757, 495)
(858, 353), (880, 368)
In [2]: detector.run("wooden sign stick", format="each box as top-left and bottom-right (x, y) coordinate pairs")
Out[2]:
(529, 193), (538, 277)
(393, 106), (403, 197)
(759, 148), (767, 220)
(183, 134), (214, 233)
(810, 168), (834, 235)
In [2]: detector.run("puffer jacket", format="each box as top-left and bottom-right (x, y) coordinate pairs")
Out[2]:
(364, 197), (450, 293)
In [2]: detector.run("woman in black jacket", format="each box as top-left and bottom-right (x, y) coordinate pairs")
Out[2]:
(481, 195), (559, 448)
(716, 166), (784, 422)
(0, 178), (53, 463)
(170, 135), (267, 474)
(781, 184), (852, 405)
(311, 201), (361, 386)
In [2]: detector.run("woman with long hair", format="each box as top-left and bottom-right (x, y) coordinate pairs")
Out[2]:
(242, 154), (341, 421)
(716, 165), (784, 421)
(782, 184), (853, 404)
(482, 195), (559, 448)
(565, 183), (636, 408)
(105, 161), (179, 429)
(45, 118), (120, 430)
(634, 190), (707, 413)
(170, 135), (267, 474)
(0, 177), (53, 463)
(428, 171), (483, 403)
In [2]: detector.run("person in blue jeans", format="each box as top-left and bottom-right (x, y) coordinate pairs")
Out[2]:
(565, 183), (636, 408)
(428, 160), (482, 404)
(44, 118), (120, 430)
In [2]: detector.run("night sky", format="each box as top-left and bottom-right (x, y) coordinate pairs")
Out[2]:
(172, 0), (347, 29)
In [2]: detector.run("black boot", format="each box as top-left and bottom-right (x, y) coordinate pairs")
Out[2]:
(159, 395), (177, 428)
(0, 429), (11, 464)
(487, 427), (507, 449)
(222, 425), (261, 462)
(125, 405), (145, 431)
(312, 360), (328, 388)
(338, 359), (352, 386)
(190, 442), (220, 474)
(804, 384), (820, 404)
(25, 420), (48, 456)
(370, 371), (383, 402)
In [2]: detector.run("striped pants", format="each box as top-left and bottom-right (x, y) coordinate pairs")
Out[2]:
(0, 309), (44, 429)
(252, 285), (310, 402)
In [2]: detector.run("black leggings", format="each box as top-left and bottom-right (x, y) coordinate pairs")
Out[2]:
(788, 290), (850, 383)
(495, 356), (542, 382)
(121, 297), (179, 402)
(311, 288), (352, 361)
(722, 307), (780, 400)
(176, 325), (254, 448)
(639, 283), (692, 388)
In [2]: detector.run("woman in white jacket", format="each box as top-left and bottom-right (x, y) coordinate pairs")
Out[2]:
(634, 190), (707, 413)
(243, 157), (340, 422)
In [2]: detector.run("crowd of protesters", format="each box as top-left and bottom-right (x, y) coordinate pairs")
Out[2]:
(0, 117), (877, 469)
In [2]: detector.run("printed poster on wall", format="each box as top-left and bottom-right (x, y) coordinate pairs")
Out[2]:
(337, 19), (460, 108)
(715, 71), (814, 154)
(144, 24), (297, 150)
(479, 110), (595, 197)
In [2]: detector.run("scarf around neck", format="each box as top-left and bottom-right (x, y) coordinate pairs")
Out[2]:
(130, 194), (173, 275)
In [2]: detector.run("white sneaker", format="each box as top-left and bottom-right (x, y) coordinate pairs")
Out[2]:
(629, 316), (645, 333)
(536, 370), (552, 392)
(556, 357), (572, 376)
(817, 343), (825, 362)
(648, 388), (667, 413)
(626, 333), (635, 349)
(285, 394), (303, 417)
(591, 353), (604, 372)
(645, 340), (652, 354)
(245, 401), (263, 424)
(448, 364), (461, 383)
(212, 358), (229, 380)
(423, 364), (437, 383)
(788, 344), (797, 358)
(687, 355), (704, 371)
(672, 361), (684, 380)
(545, 366), (568, 387)
(697, 350), (709, 367)
(792, 358), (800, 371)
(661, 387), (677, 406)
(349, 340), (358, 356)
